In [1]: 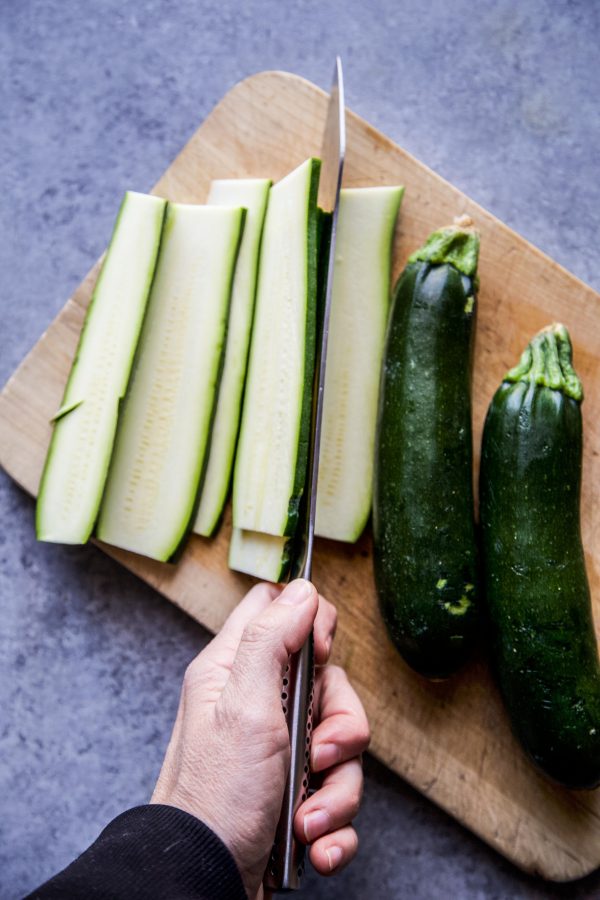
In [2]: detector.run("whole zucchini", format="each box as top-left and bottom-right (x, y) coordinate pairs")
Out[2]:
(373, 220), (480, 679)
(480, 324), (600, 789)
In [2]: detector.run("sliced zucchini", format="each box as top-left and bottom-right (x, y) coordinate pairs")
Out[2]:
(232, 158), (320, 537)
(96, 203), (245, 561)
(194, 179), (271, 537)
(229, 528), (291, 582)
(36, 191), (166, 544)
(315, 187), (404, 542)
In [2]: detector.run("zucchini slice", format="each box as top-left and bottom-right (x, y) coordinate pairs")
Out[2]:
(96, 202), (245, 561)
(36, 191), (166, 544)
(229, 528), (291, 582)
(315, 186), (404, 542)
(194, 179), (271, 537)
(232, 158), (321, 537)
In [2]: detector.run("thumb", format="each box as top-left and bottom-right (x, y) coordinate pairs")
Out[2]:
(224, 579), (318, 703)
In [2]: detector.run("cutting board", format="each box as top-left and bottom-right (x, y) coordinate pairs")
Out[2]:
(2, 71), (600, 882)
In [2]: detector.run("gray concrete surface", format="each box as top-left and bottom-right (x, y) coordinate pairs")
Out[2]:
(1, 1), (599, 897)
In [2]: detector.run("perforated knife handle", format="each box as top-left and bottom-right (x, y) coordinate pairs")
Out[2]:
(264, 632), (315, 891)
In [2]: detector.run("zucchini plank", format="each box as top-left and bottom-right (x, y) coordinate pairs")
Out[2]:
(232, 158), (320, 537)
(373, 220), (480, 679)
(97, 203), (245, 561)
(229, 528), (291, 582)
(316, 186), (404, 542)
(36, 191), (166, 544)
(480, 324), (600, 789)
(194, 178), (271, 537)
(228, 202), (331, 583)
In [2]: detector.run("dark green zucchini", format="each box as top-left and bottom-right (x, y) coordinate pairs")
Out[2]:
(480, 324), (600, 789)
(373, 220), (480, 679)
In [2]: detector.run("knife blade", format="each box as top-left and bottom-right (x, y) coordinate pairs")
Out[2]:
(264, 56), (346, 893)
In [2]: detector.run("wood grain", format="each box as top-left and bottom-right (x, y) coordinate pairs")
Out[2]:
(1, 70), (599, 881)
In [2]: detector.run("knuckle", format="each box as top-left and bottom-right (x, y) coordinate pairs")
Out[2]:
(241, 703), (272, 732)
(239, 704), (289, 754)
(220, 687), (279, 737)
(241, 617), (273, 647)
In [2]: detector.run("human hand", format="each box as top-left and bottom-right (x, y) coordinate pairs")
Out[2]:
(151, 579), (370, 899)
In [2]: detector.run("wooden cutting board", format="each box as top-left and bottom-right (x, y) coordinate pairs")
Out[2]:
(2, 70), (599, 882)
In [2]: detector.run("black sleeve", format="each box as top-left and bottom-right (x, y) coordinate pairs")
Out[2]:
(26, 805), (247, 900)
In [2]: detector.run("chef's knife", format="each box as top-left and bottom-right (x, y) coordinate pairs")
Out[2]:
(265, 56), (346, 893)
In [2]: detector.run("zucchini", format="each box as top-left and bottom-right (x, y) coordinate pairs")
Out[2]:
(36, 191), (166, 544)
(96, 202), (245, 561)
(315, 186), (404, 542)
(194, 178), (271, 537)
(229, 528), (291, 582)
(373, 220), (480, 679)
(480, 324), (600, 789)
(232, 158), (321, 537)
(228, 203), (330, 583)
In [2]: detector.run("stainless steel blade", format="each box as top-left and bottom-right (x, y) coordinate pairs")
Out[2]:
(265, 57), (345, 893)
(302, 54), (346, 580)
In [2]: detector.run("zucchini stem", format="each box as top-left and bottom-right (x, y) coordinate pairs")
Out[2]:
(408, 217), (480, 279)
(505, 323), (583, 401)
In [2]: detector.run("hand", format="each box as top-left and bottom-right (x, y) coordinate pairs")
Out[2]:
(151, 579), (370, 899)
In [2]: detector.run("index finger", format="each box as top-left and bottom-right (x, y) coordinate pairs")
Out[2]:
(197, 582), (279, 664)
(313, 593), (337, 666)
(187, 582), (336, 689)
(311, 665), (371, 773)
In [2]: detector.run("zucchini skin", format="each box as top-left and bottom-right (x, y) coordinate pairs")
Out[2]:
(480, 332), (600, 789)
(373, 256), (479, 679)
(284, 158), (321, 536)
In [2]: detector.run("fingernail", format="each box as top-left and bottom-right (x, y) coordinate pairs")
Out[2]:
(278, 579), (314, 606)
(326, 846), (343, 871)
(303, 809), (330, 843)
(325, 636), (332, 658)
(313, 742), (342, 771)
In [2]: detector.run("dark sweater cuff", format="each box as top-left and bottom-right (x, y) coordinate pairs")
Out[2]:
(27, 804), (247, 900)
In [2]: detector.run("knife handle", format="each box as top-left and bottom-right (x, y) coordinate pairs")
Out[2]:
(264, 632), (315, 891)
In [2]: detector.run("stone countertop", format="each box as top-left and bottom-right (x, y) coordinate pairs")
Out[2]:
(1, 1), (599, 897)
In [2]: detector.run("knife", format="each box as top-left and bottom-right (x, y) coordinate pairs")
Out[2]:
(265, 56), (346, 893)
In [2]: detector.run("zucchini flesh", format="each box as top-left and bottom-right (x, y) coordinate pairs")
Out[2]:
(36, 191), (166, 544)
(227, 203), (330, 582)
(232, 158), (321, 537)
(194, 179), (271, 537)
(373, 222), (480, 679)
(229, 528), (291, 582)
(315, 187), (404, 542)
(480, 324), (600, 789)
(96, 203), (245, 561)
